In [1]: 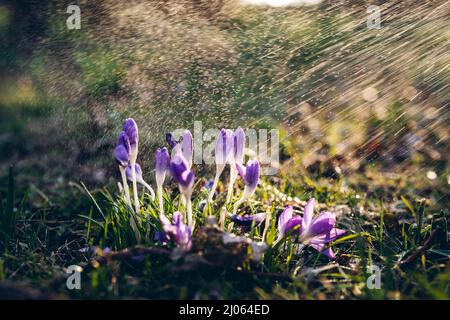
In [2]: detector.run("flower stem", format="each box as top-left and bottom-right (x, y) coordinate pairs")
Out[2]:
(226, 168), (238, 205)
(119, 166), (132, 208)
(157, 185), (164, 215)
(140, 179), (155, 201)
(130, 160), (140, 214)
(207, 172), (221, 203)
(232, 197), (245, 215)
(185, 193), (193, 230)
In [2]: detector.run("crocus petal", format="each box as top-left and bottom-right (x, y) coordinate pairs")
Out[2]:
(307, 211), (336, 238)
(278, 206), (293, 236)
(172, 211), (183, 226)
(169, 211), (192, 251)
(169, 154), (188, 180)
(309, 241), (324, 252)
(166, 132), (178, 149)
(322, 228), (346, 243)
(215, 128), (233, 166)
(123, 118), (138, 146)
(115, 131), (130, 166)
(232, 127), (245, 165)
(115, 145), (129, 167)
(320, 247), (336, 259)
(170, 154), (195, 190)
(155, 147), (170, 186)
(303, 198), (315, 229)
(244, 160), (260, 190)
(235, 163), (246, 178)
(125, 163), (143, 181)
(308, 227), (345, 246)
(181, 130), (193, 168)
(283, 216), (302, 235)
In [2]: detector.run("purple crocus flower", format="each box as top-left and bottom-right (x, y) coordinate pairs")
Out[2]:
(114, 131), (133, 210)
(207, 128), (233, 202)
(231, 128), (245, 165)
(236, 159), (260, 191)
(114, 131), (130, 167)
(125, 163), (155, 200)
(230, 212), (266, 227)
(161, 212), (192, 251)
(170, 154), (195, 192)
(215, 128), (233, 166)
(170, 154), (195, 229)
(276, 199), (346, 259)
(122, 118), (140, 215)
(123, 118), (138, 153)
(181, 130), (193, 169)
(226, 127), (245, 204)
(232, 159), (260, 214)
(166, 132), (178, 149)
(155, 147), (170, 214)
(155, 148), (170, 183)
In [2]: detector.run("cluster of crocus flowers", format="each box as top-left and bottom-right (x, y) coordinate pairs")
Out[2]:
(115, 119), (155, 211)
(115, 119), (156, 242)
(276, 198), (345, 259)
(113, 119), (345, 259)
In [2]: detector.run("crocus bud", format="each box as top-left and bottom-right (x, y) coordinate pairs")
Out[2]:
(232, 159), (260, 214)
(207, 128), (232, 203)
(114, 131), (130, 167)
(181, 130), (193, 169)
(172, 212), (192, 251)
(226, 127), (245, 204)
(236, 159), (260, 195)
(215, 129), (233, 167)
(123, 118), (139, 157)
(231, 127), (245, 166)
(155, 147), (170, 188)
(170, 154), (195, 194)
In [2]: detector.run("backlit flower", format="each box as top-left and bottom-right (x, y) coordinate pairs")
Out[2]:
(226, 127), (245, 204)
(207, 128), (232, 202)
(276, 199), (345, 259)
(232, 159), (260, 214)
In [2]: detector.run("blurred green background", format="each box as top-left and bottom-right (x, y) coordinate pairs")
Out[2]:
(0, 0), (448, 207)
